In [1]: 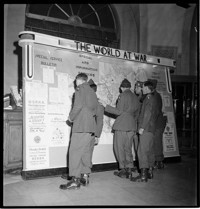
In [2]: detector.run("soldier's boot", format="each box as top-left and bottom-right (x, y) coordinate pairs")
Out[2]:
(114, 168), (127, 178)
(80, 173), (89, 186)
(153, 161), (158, 169)
(131, 166), (139, 173)
(125, 168), (132, 179)
(154, 161), (164, 169)
(133, 160), (139, 169)
(147, 167), (154, 179)
(132, 160), (140, 173)
(157, 161), (164, 169)
(59, 177), (81, 190)
(61, 173), (72, 180)
(130, 168), (148, 182)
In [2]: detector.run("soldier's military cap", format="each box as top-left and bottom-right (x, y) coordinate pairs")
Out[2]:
(88, 79), (97, 88)
(135, 81), (144, 88)
(147, 79), (157, 89)
(88, 79), (95, 86)
(120, 78), (131, 88)
(88, 79), (97, 92)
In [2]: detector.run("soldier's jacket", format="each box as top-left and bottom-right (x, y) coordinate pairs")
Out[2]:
(105, 89), (140, 131)
(138, 92), (160, 134)
(134, 93), (147, 130)
(95, 103), (104, 138)
(69, 82), (98, 133)
(154, 90), (162, 114)
(154, 90), (167, 130)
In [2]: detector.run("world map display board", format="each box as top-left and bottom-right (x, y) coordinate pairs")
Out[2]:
(19, 32), (179, 172)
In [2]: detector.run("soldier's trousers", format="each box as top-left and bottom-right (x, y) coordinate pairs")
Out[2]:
(138, 132), (155, 168)
(114, 130), (135, 169)
(69, 133), (94, 178)
(90, 135), (96, 165)
(132, 133), (139, 161)
(154, 129), (164, 162)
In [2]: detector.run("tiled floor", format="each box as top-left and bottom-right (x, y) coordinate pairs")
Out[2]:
(3, 153), (198, 207)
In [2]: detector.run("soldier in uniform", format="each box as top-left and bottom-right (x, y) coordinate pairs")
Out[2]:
(100, 79), (140, 179)
(132, 81), (145, 171)
(60, 73), (98, 190)
(134, 81), (145, 103)
(148, 79), (167, 169)
(131, 80), (160, 182)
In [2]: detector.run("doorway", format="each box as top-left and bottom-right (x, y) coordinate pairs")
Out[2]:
(172, 80), (197, 150)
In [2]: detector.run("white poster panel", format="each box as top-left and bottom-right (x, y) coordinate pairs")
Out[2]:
(25, 81), (49, 169)
(46, 108), (70, 147)
(43, 66), (55, 84)
(26, 146), (49, 169)
(25, 81), (48, 147)
(163, 123), (176, 152)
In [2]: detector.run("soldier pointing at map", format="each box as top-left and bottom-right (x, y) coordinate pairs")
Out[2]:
(99, 78), (140, 179)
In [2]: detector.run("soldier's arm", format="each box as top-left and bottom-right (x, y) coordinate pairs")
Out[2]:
(158, 92), (163, 111)
(140, 100), (153, 130)
(95, 104), (104, 138)
(134, 102), (142, 122)
(69, 87), (84, 121)
(105, 105), (122, 115)
(133, 95), (141, 117)
(105, 93), (125, 115)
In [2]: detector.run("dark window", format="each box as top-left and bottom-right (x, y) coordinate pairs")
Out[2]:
(25, 4), (119, 48)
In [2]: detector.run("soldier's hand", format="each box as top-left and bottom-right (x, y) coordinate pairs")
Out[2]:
(99, 99), (106, 107)
(139, 128), (144, 135)
(66, 116), (73, 126)
(66, 120), (72, 127)
(68, 116), (72, 123)
(94, 137), (99, 145)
